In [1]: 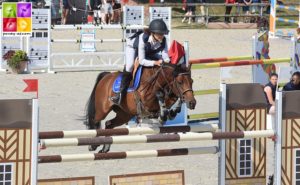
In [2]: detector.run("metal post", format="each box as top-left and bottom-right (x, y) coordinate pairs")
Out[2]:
(205, 5), (209, 26)
(218, 83), (226, 185)
(269, 0), (277, 38)
(252, 34), (258, 83)
(184, 41), (189, 67)
(31, 99), (39, 185)
(47, 8), (55, 73)
(26, 32), (30, 73)
(0, 9), (4, 72)
(259, 3), (263, 17)
(274, 91), (282, 185)
(291, 36), (296, 70)
(298, 10), (300, 28)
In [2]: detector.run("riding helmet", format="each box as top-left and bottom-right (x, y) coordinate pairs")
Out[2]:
(149, 19), (169, 35)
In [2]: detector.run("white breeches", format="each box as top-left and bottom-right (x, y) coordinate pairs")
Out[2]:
(125, 46), (136, 72)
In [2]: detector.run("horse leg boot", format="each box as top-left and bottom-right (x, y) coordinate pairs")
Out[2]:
(156, 91), (168, 124)
(168, 99), (182, 120)
(88, 121), (101, 151)
(111, 71), (132, 105)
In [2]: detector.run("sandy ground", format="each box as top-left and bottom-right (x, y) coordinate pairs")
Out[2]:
(0, 29), (293, 185)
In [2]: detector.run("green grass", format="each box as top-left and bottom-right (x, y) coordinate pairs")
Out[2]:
(194, 89), (219, 95)
(188, 112), (219, 119)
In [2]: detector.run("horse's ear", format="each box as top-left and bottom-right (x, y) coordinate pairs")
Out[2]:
(187, 64), (191, 71)
(173, 67), (179, 76)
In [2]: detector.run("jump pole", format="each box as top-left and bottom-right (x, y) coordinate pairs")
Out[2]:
(38, 146), (219, 163)
(269, 0), (300, 38)
(189, 56), (253, 64)
(41, 130), (275, 148)
(39, 123), (219, 139)
(191, 58), (290, 69)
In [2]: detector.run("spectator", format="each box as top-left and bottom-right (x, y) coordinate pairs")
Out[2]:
(197, 0), (206, 24)
(251, 0), (261, 14)
(61, 0), (72, 25)
(182, 0), (196, 24)
(264, 73), (278, 114)
(51, 0), (60, 24)
(83, 0), (91, 24)
(243, 0), (252, 22)
(101, 0), (113, 24)
(283, 71), (300, 91)
(249, 0), (261, 23)
(91, 0), (102, 25)
(112, 0), (121, 24)
(236, 0), (252, 23)
(225, 0), (236, 23)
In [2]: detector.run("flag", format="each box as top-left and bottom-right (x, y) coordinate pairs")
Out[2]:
(149, 0), (155, 4)
(168, 40), (185, 65)
(23, 79), (38, 98)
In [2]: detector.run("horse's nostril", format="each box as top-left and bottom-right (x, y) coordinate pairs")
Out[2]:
(189, 102), (194, 108)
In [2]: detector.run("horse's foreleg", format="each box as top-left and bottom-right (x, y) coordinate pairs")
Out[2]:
(156, 91), (168, 124)
(168, 99), (182, 120)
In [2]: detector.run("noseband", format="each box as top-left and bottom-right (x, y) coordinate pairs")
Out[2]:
(172, 72), (193, 100)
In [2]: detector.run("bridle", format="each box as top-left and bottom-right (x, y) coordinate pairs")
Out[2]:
(149, 64), (193, 101)
(171, 72), (193, 101)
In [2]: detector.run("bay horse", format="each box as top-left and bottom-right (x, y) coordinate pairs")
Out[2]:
(85, 63), (196, 153)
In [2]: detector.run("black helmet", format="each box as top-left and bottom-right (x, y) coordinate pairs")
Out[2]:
(149, 19), (169, 35)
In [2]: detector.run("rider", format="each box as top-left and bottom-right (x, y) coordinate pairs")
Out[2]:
(111, 19), (170, 105)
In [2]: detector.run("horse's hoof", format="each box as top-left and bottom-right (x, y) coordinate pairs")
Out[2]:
(98, 149), (109, 153)
(88, 145), (98, 151)
(168, 110), (177, 120)
(168, 115), (176, 120)
(98, 144), (111, 153)
(161, 115), (168, 122)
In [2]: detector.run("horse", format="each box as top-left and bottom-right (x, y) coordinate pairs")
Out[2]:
(85, 63), (196, 153)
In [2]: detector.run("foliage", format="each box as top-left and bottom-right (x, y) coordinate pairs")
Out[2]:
(3, 50), (29, 70)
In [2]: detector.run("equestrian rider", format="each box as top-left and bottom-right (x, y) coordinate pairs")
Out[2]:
(111, 19), (170, 104)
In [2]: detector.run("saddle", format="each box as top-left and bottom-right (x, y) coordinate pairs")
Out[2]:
(112, 58), (142, 93)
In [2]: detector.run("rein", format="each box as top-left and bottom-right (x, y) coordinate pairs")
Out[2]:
(142, 65), (193, 100)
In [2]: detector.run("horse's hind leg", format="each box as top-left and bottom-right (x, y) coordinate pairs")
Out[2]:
(89, 106), (112, 151)
(99, 106), (133, 153)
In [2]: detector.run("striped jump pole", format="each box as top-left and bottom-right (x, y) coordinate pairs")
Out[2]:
(51, 24), (147, 30)
(189, 56), (253, 64)
(276, 18), (299, 25)
(39, 123), (219, 139)
(277, 5), (300, 11)
(191, 58), (290, 69)
(41, 130), (275, 148)
(38, 146), (219, 163)
(50, 39), (127, 43)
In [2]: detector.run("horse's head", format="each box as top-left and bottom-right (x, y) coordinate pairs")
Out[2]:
(172, 65), (196, 109)
(161, 63), (196, 110)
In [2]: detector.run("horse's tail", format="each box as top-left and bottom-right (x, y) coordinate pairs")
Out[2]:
(85, 72), (110, 129)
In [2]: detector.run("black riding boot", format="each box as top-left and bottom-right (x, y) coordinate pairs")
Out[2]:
(111, 72), (132, 105)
